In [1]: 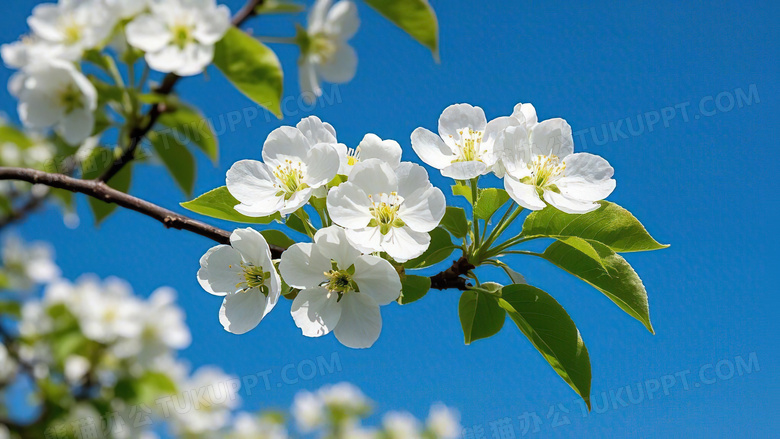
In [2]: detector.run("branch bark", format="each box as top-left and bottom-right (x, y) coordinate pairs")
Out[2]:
(0, 167), (472, 290)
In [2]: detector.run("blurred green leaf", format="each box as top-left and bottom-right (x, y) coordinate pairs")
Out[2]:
(213, 27), (283, 118)
(158, 104), (219, 163)
(459, 288), (505, 344)
(181, 186), (281, 224)
(499, 284), (592, 409)
(0, 124), (33, 148)
(364, 0), (439, 59)
(149, 132), (196, 196)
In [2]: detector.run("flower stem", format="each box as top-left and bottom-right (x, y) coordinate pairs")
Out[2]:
(256, 36), (299, 45)
(470, 177), (480, 250)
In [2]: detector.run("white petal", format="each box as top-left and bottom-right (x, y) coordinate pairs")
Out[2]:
(441, 161), (487, 180)
(172, 43), (214, 76)
(317, 44), (357, 83)
(219, 290), (270, 334)
(299, 58), (321, 103)
(352, 255), (401, 305)
(438, 103), (487, 140)
(411, 127), (454, 170)
(512, 102), (538, 126)
(314, 226), (360, 268)
(226, 160), (280, 206)
(381, 227), (430, 263)
(125, 14), (171, 52)
(58, 109), (94, 145)
(197, 245), (244, 296)
(235, 198), (285, 217)
(307, 0), (333, 34)
(504, 177), (546, 211)
(279, 187), (313, 215)
(333, 293), (381, 348)
(344, 227), (383, 254)
(557, 153), (616, 202)
(542, 190), (600, 214)
(297, 115), (337, 145)
(349, 159), (397, 197)
(303, 143), (340, 188)
(327, 183), (372, 229)
(145, 45), (187, 73)
(193, 4), (230, 45)
(28, 4), (63, 42)
(325, 0), (359, 39)
(280, 243), (330, 289)
(357, 133), (402, 169)
(494, 125), (531, 178)
(230, 228), (272, 268)
(394, 162), (431, 199)
(529, 118), (573, 158)
(482, 116), (522, 165)
(398, 186), (445, 233)
(18, 93), (63, 129)
(291, 287), (342, 337)
(262, 125), (311, 166)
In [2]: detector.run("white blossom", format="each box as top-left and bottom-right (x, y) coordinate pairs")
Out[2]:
(170, 366), (240, 434)
(198, 228), (281, 334)
(230, 412), (288, 439)
(327, 159), (445, 262)
(384, 411), (421, 439)
(299, 0), (359, 102)
(497, 118), (616, 213)
(1, 235), (61, 291)
(411, 103), (523, 180)
(125, 0), (230, 76)
(280, 226), (401, 348)
(426, 403), (460, 439)
(226, 117), (341, 217)
(1, 35), (65, 69)
(335, 133), (402, 175)
(292, 390), (326, 432)
(9, 60), (97, 145)
(26, 0), (114, 61)
(0, 344), (18, 382)
(77, 277), (145, 343)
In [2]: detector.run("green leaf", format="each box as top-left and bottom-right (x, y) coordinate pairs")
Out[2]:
(82, 147), (132, 224)
(0, 300), (21, 317)
(458, 288), (505, 344)
(451, 183), (473, 204)
(133, 371), (178, 405)
(181, 186), (281, 224)
(255, 0), (304, 14)
(474, 188), (511, 222)
(499, 284), (592, 409)
(398, 275), (430, 304)
(0, 124), (33, 148)
(261, 230), (295, 248)
(157, 104), (219, 163)
(403, 227), (457, 269)
(556, 236), (608, 271)
(440, 206), (469, 239)
(541, 240), (654, 333)
(521, 201), (668, 252)
(149, 131), (195, 196)
(213, 26), (283, 118)
(363, 0), (439, 59)
(489, 260), (526, 284)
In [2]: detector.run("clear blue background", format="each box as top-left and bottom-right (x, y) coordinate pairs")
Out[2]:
(2, 0), (778, 437)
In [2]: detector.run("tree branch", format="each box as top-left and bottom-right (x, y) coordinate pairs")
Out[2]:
(0, 167), (473, 290)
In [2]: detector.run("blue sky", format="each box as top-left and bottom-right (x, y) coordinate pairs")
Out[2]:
(2, 0), (779, 437)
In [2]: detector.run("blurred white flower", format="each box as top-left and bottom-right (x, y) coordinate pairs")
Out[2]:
(299, 0), (359, 103)
(281, 226), (401, 349)
(383, 411), (421, 439)
(497, 118), (616, 213)
(125, 0), (230, 76)
(335, 133), (402, 176)
(327, 159), (445, 262)
(426, 403), (460, 439)
(319, 382), (370, 413)
(1, 35), (64, 69)
(293, 382), (371, 432)
(26, 0), (114, 60)
(64, 354), (90, 384)
(171, 366), (240, 434)
(226, 117), (341, 217)
(198, 228), (281, 334)
(292, 390), (325, 432)
(80, 277), (145, 343)
(1, 234), (60, 291)
(104, 0), (149, 20)
(230, 412), (288, 439)
(0, 344), (18, 382)
(411, 103), (522, 180)
(9, 60), (97, 145)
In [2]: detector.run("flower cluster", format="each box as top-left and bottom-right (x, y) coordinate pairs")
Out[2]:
(412, 102), (616, 213)
(199, 116), (444, 348)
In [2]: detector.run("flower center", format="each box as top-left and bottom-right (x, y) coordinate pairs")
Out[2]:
(58, 84), (83, 114)
(450, 129), (484, 163)
(238, 262), (272, 296)
(346, 147), (361, 166)
(310, 33), (337, 63)
(368, 192), (405, 235)
(171, 23), (194, 49)
(524, 155), (566, 189)
(273, 160), (308, 199)
(61, 16), (82, 45)
(322, 269), (355, 298)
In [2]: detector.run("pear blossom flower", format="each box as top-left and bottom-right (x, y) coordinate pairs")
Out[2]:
(292, 391), (326, 432)
(426, 404), (461, 439)
(226, 118), (340, 217)
(125, 0), (230, 76)
(198, 228), (281, 334)
(231, 412), (288, 439)
(335, 133), (402, 175)
(1, 235), (60, 291)
(491, 102), (539, 177)
(280, 226), (401, 348)
(411, 103), (523, 180)
(171, 366), (239, 434)
(1, 35), (65, 69)
(104, 0), (149, 20)
(384, 412), (422, 439)
(497, 118), (616, 213)
(299, 0), (359, 102)
(78, 277), (144, 343)
(9, 60), (97, 145)
(25, 0), (114, 61)
(327, 159), (445, 262)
